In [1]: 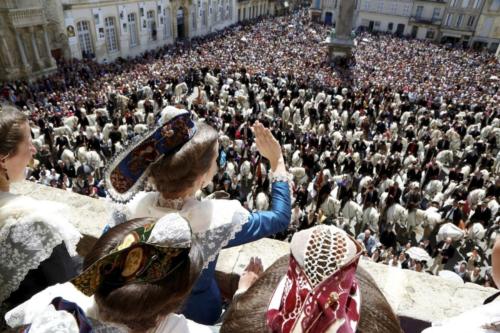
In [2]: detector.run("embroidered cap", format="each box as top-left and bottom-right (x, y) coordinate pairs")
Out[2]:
(267, 225), (363, 333)
(104, 107), (196, 202)
(71, 213), (191, 296)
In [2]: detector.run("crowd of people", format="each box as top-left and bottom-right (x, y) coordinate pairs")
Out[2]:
(1, 8), (500, 292)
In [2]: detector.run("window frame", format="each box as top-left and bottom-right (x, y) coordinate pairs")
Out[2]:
(104, 17), (119, 53)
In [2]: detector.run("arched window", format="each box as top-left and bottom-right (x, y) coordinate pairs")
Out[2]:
(77, 21), (94, 58)
(218, 0), (223, 21)
(212, 0), (217, 22)
(203, 3), (208, 26)
(147, 10), (157, 41)
(128, 13), (139, 47)
(104, 17), (119, 52)
(192, 8), (197, 29)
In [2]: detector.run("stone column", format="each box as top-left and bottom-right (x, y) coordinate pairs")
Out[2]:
(29, 27), (44, 69)
(335, 0), (355, 38)
(43, 25), (57, 66)
(15, 29), (31, 71)
(324, 0), (355, 62)
(0, 33), (14, 69)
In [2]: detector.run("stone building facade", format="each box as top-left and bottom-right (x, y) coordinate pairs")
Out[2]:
(309, 0), (340, 25)
(237, 0), (274, 22)
(355, 0), (414, 35)
(471, 0), (500, 50)
(0, 0), (279, 82)
(0, 0), (58, 81)
(310, 0), (499, 47)
(440, 0), (484, 45)
(408, 0), (447, 40)
(62, 0), (237, 63)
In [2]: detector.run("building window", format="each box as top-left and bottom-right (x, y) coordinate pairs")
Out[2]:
(473, 0), (482, 8)
(445, 13), (452, 26)
(163, 8), (170, 39)
(450, 0), (457, 6)
(415, 5), (423, 18)
(376, 1), (384, 12)
(456, 14), (463, 27)
(403, 4), (411, 16)
(390, 3), (397, 13)
(104, 17), (118, 53)
(467, 15), (475, 26)
(388, 22), (393, 30)
(147, 10), (157, 41)
(77, 21), (94, 58)
(127, 13), (138, 47)
(432, 8), (441, 19)
(362, 0), (369, 10)
(462, 0), (470, 7)
(203, 4), (208, 25)
(491, 0), (500, 11)
(212, 0), (217, 21)
(426, 30), (435, 39)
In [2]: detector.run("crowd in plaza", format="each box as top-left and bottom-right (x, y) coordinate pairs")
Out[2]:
(1, 8), (500, 293)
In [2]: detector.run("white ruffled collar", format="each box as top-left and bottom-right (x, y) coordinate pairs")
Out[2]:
(6, 282), (212, 333)
(126, 191), (251, 267)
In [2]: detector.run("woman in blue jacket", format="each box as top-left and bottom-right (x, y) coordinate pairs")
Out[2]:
(104, 107), (291, 324)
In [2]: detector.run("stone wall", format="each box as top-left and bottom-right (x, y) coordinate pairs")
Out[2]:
(215, 238), (497, 324)
(11, 181), (107, 256)
(11, 181), (498, 325)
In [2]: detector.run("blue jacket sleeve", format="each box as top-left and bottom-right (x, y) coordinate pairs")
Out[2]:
(225, 181), (291, 248)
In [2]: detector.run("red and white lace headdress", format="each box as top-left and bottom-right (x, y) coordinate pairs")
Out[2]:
(267, 225), (363, 333)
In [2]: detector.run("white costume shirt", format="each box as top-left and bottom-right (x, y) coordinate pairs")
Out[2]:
(5, 283), (212, 333)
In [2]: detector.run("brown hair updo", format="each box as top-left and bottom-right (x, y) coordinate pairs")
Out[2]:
(84, 218), (204, 332)
(0, 106), (28, 187)
(149, 122), (218, 195)
(0, 106), (29, 159)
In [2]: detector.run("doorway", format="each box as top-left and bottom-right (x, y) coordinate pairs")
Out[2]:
(395, 23), (405, 36)
(368, 21), (374, 32)
(325, 12), (333, 25)
(177, 8), (185, 39)
(411, 26), (418, 38)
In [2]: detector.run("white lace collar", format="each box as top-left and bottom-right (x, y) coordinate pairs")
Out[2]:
(125, 191), (251, 268)
(157, 196), (186, 211)
(0, 195), (82, 303)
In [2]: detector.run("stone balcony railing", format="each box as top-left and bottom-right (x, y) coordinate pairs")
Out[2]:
(409, 16), (442, 25)
(11, 181), (499, 328)
(8, 7), (45, 28)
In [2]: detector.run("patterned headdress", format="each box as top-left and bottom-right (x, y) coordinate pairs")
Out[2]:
(104, 107), (197, 202)
(267, 225), (363, 333)
(71, 213), (191, 296)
